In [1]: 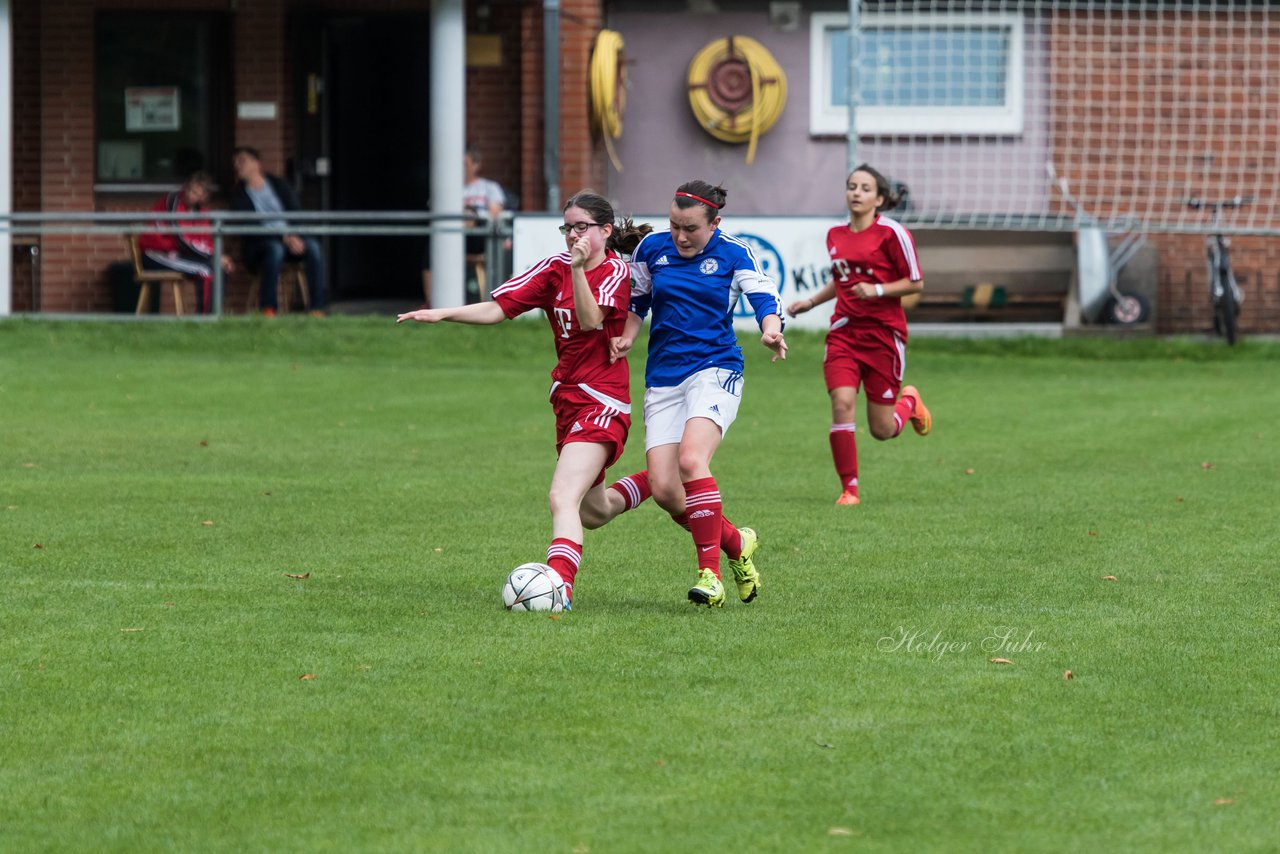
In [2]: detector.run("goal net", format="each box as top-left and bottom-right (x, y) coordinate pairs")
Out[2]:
(821, 0), (1280, 235)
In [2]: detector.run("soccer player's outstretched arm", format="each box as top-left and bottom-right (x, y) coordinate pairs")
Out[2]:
(396, 302), (506, 325)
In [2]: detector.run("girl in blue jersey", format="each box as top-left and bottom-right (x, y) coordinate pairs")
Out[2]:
(611, 180), (787, 608)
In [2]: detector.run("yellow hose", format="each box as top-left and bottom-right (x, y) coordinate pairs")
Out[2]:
(687, 36), (787, 165)
(590, 29), (627, 172)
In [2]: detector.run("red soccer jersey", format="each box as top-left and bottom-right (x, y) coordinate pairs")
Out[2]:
(825, 215), (922, 339)
(136, 192), (214, 256)
(491, 251), (633, 403)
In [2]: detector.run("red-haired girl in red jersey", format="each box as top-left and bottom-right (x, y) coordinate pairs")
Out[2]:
(787, 164), (933, 506)
(397, 191), (652, 607)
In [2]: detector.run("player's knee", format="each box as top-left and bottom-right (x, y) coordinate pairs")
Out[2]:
(547, 484), (580, 516)
(649, 481), (684, 513)
(869, 422), (896, 441)
(676, 449), (707, 480)
(579, 495), (611, 529)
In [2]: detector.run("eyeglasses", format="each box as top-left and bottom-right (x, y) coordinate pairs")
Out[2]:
(558, 222), (604, 236)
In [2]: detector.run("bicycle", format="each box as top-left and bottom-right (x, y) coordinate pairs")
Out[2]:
(1186, 196), (1250, 345)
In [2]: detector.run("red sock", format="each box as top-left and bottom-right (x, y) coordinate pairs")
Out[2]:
(721, 517), (742, 560)
(683, 477), (723, 578)
(830, 423), (859, 493)
(607, 470), (651, 511)
(892, 394), (917, 438)
(674, 510), (740, 557)
(546, 538), (582, 600)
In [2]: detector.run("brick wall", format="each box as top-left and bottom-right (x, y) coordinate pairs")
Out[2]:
(557, 0), (607, 206)
(14, 0), (566, 312)
(513, 0), (607, 213)
(1049, 10), (1280, 334)
(10, 0), (41, 311)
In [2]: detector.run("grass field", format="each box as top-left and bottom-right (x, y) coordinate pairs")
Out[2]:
(2, 317), (1277, 852)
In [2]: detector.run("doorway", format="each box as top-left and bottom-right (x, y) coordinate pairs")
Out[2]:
(293, 13), (431, 305)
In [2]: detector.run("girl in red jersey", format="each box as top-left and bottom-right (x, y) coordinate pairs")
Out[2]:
(137, 172), (235, 314)
(397, 191), (652, 607)
(787, 164), (932, 506)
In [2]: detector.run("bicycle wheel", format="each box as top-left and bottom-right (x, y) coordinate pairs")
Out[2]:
(1214, 285), (1238, 345)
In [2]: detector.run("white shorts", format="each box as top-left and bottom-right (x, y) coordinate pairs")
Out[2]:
(643, 367), (744, 450)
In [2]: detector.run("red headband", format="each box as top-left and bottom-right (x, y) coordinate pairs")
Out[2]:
(675, 191), (721, 210)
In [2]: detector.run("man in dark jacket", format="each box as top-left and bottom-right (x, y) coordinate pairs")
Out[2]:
(229, 146), (328, 315)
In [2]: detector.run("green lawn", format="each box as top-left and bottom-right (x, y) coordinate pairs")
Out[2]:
(2, 317), (1277, 852)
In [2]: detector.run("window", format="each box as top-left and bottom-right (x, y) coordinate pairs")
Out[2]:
(95, 13), (231, 187)
(809, 12), (1025, 136)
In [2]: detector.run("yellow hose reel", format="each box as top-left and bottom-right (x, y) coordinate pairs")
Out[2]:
(590, 29), (627, 172)
(687, 35), (787, 165)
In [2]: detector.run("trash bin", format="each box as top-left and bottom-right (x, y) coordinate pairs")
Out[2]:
(108, 260), (157, 313)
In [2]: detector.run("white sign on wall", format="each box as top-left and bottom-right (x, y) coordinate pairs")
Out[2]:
(237, 101), (279, 121)
(512, 214), (846, 331)
(124, 87), (180, 132)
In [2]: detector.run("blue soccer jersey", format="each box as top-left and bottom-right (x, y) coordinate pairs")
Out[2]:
(629, 229), (783, 388)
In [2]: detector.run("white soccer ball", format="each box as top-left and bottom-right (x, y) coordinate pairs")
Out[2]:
(502, 563), (566, 612)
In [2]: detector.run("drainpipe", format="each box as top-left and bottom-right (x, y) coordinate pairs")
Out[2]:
(431, 0), (466, 307)
(845, 0), (860, 176)
(544, 0), (560, 210)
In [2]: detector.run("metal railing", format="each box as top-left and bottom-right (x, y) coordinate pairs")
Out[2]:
(0, 209), (514, 316)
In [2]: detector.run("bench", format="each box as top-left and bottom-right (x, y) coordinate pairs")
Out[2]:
(906, 229), (1075, 323)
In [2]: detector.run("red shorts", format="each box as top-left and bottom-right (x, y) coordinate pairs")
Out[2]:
(822, 323), (906, 404)
(550, 383), (631, 482)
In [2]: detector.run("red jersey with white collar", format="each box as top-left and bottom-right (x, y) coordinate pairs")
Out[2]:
(137, 191), (214, 257)
(826, 215), (922, 339)
(491, 251), (633, 405)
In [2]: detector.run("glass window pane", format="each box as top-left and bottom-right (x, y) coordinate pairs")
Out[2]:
(95, 13), (229, 183)
(832, 23), (1010, 108)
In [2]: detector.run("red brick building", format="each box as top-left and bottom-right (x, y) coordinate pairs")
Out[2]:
(2, 0), (1275, 333)
(3, 0), (607, 313)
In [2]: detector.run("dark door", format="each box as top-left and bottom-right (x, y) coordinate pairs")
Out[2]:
(294, 13), (431, 304)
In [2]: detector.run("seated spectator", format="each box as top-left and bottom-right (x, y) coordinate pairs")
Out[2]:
(229, 146), (328, 316)
(421, 144), (506, 307)
(463, 143), (506, 262)
(137, 171), (234, 314)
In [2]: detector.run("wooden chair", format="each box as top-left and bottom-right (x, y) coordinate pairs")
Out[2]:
(245, 261), (309, 314)
(125, 234), (193, 316)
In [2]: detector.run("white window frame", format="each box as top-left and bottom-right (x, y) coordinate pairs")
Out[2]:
(809, 11), (1025, 136)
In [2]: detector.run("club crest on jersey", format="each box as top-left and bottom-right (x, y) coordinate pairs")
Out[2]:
(699, 258), (719, 275)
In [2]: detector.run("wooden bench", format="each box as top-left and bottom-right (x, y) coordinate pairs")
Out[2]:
(906, 229), (1075, 324)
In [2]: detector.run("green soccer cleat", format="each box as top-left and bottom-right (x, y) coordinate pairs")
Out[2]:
(728, 527), (761, 603)
(687, 568), (725, 608)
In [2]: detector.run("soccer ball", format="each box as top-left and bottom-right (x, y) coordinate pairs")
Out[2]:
(502, 563), (566, 612)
